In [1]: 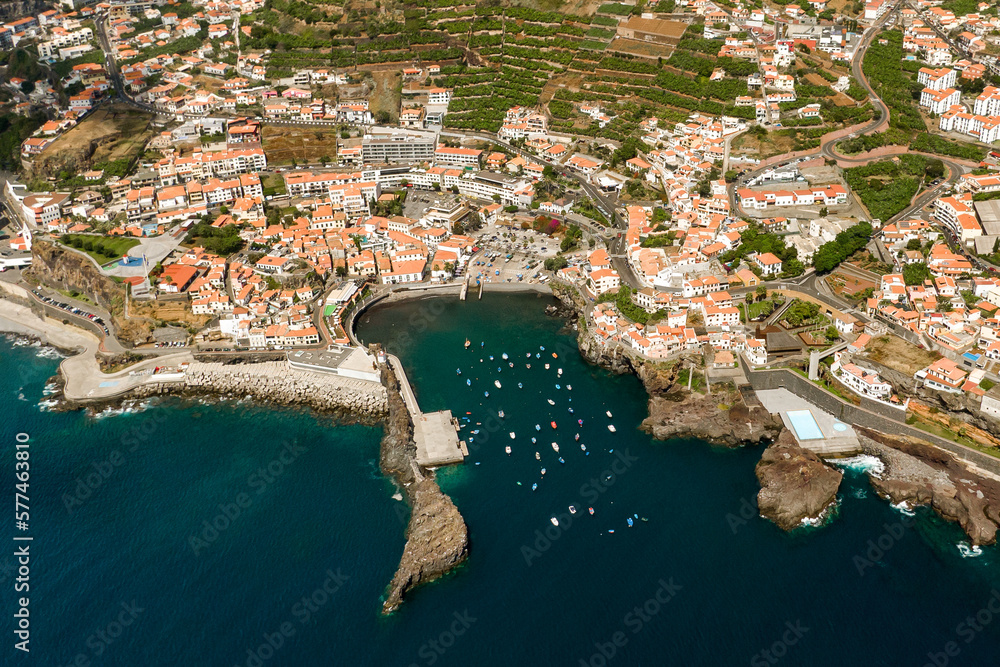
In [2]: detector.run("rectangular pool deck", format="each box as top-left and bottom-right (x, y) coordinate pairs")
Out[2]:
(756, 389), (861, 457)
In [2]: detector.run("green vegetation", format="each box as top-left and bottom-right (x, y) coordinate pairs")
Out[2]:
(598, 284), (661, 324)
(861, 30), (924, 132)
(560, 224), (583, 252)
(0, 113), (46, 172)
(544, 256), (568, 271)
(843, 155), (936, 222)
(60, 234), (141, 265)
(718, 225), (803, 278)
(781, 299), (822, 328)
(903, 261), (932, 285)
(183, 221), (245, 256)
(812, 222), (873, 273)
(909, 133), (986, 162)
(640, 232), (675, 248)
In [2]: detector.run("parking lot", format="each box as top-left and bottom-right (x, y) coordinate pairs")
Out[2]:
(31, 289), (110, 336)
(467, 222), (569, 285)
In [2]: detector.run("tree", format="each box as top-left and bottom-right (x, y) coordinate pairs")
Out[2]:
(903, 261), (931, 285)
(819, 207), (828, 217)
(544, 256), (568, 271)
(755, 285), (768, 302)
(907, 238), (923, 251)
(825, 326), (840, 341)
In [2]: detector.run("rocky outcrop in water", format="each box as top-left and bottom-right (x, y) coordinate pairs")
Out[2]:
(642, 388), (783, 447)
(858, 428), (1000, 545)
(378, 358), (469, 614)
(755, 430), (843, 531)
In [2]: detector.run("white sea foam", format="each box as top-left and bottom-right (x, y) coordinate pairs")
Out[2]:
(832, 454), (885, 477)
(890, 500), (916, 517)
(37, 398), (59, 412)
(957, 542), (983, 558)
(91, 400), (150, 419)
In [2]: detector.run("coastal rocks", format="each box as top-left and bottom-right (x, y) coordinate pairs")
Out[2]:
(378, 359), (469, 614)
(859, 428), (1000, 546)
(118, 361), (388, 420)
(755, 430), (843, 531)
(641, 388), (783, 447)
(577, 334), (637, 376)
(29, 240), (124, 316)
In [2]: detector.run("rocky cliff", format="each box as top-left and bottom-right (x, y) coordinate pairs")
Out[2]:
(378, 358), (469, 614)
(859, 428), (1000, 545)
(0, 0), (48, 22)
(755, 429), (844, 531)
(29, 240), (125, 319)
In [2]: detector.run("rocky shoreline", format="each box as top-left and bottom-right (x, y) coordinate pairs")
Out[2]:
(550, 281), (1000, 543)
(376, 356), (469, 614)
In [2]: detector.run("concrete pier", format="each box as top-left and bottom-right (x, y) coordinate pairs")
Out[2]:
(386, 353), (467, 466)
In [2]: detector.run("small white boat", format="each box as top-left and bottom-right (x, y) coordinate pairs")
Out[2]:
(498, 410), (505, 418)
(551, 442), (560, 453)
(527, 353), (532, 358)
(531, 437), (537, 444)
(532, 483), (537, 491)
(606, 411), (613, 418)
(569, 505), (577, 514)
(541, 467), (547, 475)
(518, 383), (523, 389)
(535, 451), (540, 460)
(557, 368), (563, 376)
(526, 364), (531, 369)
(550, 517), (559, 526)
(544, 363), (550, 370)
(502, 353), (509, 360)
(494, 380), (502, 389)
(465, 339), (471, 349)
(509, 432), (515, 439)
(505, 446), (511, 455)
(580, 444), (587, 451)
(608, 425), (616, 433)
(547, 399), (555, 405)
(567, 385), (572, 391)
(535, 424), (541, 431)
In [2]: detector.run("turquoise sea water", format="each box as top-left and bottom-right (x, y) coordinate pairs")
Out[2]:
(2, 292), (1000, 666)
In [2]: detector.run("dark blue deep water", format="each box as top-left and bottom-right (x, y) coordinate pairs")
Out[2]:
(2, 292), (999, 666)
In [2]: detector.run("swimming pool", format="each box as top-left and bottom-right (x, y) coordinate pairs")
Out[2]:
(786, 409), (824, 440)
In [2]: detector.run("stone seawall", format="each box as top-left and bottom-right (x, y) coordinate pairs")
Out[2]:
(128, 360), (388, 418)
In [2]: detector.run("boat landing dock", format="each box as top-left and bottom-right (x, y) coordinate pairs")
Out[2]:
(756, 388), (861, 457)
(386, 352), (468, 466)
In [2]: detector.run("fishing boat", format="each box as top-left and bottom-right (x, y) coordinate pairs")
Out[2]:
(505, 446), (511, 455)
(536, 353), (541, 359)
(569, 505), (577, 514)
(465, 339), (471, 349)
(544, 363), (550, 370)
(578, 419), (584, 426)
(502, 353), (508, 360)
(558, 457), (565, 464)
(489, 355), (494, 361)
(568, 408), (574, 414)
(531, 437), (537, 444)
(499, 410), (505, 418)
(608, 425), (616, 433)
(526, 353), (532, 358)
(555, 384), (561, 389)
(481, 342), (484, 347)
(567, 385), (572, 391)
(550, 517), (559, 526)
(580, 444), (587, 452)
(526, 364), (531, 369)
(466, 379), (471, 386)
(627, 518), (634, 528)
(494, 380), (502, 389)
(551, 442), (560, 453)
(588, 507), (594, 515)
(509, 363), (513, 368)
(535, 451), (540, 460)
(535, 424), (541, 431)
(509, 432), (515, 439)
(547, 399), (555, 405)
(606, 410), (613, 418)
(552, 353), (558, 358)
(532, 483), (537, 491)
(550, 421), (557, 429)
(557, 369), (563, 376)
(541, 468), (547, 475)
(456, 368), (461, 375)
(540, 346), (545, 351)
(484, 391), (490, 398)
(575, 434), (580, 441)
(518, 383), (523, 389)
